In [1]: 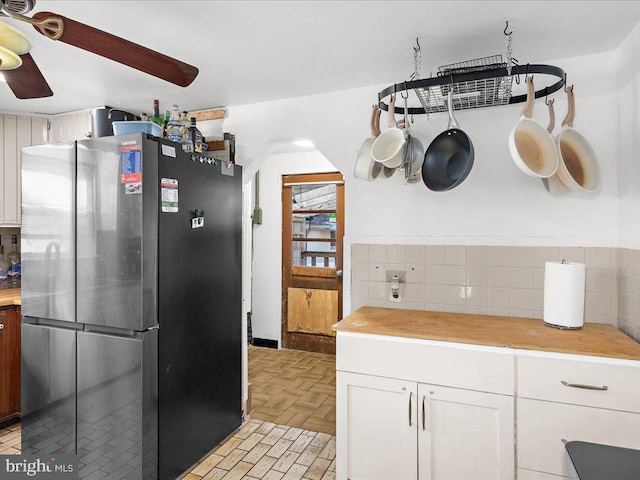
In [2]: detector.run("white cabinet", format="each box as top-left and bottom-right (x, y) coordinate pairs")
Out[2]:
(0, 114), (48, 225)
(336, 333), (515, 480)
(516, 352), (640, 478)
(418, 384), (514, 480)
(337, 372), (417, 480)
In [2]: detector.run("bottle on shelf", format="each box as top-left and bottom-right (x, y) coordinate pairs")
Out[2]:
(151, 100), (163, 128)
(162, 110), (171, 138)
(166, 105), (185, 144)
(189, 117), (204, 154)
(0, 237), (9, 290)
(179, 113), (194, 153)
(6, 234), (19, 288)
(140, 112), (149, 122)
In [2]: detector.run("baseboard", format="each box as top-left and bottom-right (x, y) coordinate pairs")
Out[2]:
(0, 413), (20, 429)
(252, 338), (278, 349)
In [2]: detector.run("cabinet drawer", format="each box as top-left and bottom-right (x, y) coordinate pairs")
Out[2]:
(517, 398), (640, 477)
(518, 354), (640, 412)
(337, 333), (514, 395)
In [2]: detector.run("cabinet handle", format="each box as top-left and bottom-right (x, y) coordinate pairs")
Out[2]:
(422, 395), (426, 431)
(409, 392), (413, 427)
(0, 323), (3, 330)
(561, 380), (608, 391)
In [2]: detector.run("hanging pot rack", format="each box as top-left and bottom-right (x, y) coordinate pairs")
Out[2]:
(379, 23), (567, 116)
(379, 63), (567, 116)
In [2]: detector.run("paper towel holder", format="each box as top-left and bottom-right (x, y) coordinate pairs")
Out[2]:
(543, 259), (586, 330)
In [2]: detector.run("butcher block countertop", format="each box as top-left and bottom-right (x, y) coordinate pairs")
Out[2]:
(0, 288), (21, 307)
(333, 307), (640, 361)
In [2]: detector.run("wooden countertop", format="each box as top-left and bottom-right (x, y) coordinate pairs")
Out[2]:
(333, 307), (640, 361)
(0, 288), (20, 307)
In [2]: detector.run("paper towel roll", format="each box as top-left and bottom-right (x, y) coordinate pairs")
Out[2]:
(543, 261), (586, 329)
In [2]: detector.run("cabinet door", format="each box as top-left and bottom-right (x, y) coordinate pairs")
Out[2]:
(0, 308), (20, 420)
(418, 384), (514, 480)
(337, 371), (417, 480)
(518, 398), (640, 477)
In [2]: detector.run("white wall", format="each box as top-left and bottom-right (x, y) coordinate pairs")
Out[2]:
(228, 50), (620, 341)
(250, 150), (337, 342)
(616, 20), (640, 250)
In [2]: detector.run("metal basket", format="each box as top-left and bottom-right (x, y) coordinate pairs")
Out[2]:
(414, 55), (514, 114)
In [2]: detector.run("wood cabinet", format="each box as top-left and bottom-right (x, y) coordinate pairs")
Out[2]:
(0, 115), (48, 225)
(0, 306), (21, 424)
(336, 334), (515, 480)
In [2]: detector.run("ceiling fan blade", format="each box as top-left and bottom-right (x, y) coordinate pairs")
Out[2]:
(32, 11), (199, 87)
(3, 52), (53, 99)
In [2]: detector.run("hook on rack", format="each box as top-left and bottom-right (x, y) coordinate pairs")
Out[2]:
(413, 37), (421, 52)
(400, 82), (409, 99)
(544, 87), (555, 105)
(504, 19), (512, 36)
(563, 73), (574, 92)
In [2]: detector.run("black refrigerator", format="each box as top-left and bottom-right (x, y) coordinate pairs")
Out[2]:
(20, 133), (242, 480)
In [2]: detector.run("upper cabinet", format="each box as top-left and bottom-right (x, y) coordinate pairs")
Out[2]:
(50, 111), (91, 143)
(0, 115), (48, 226)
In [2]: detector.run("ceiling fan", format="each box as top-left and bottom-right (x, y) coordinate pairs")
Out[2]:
(0, 0), (199, 99)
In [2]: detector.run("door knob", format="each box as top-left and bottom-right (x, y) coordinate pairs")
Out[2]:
(0, 323), (4, 330)
(336, 270), (343, 277)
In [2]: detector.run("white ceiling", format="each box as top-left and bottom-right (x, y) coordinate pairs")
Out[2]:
(1, 0), (639, 116)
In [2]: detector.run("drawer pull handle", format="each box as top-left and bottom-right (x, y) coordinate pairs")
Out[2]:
(409, 392), (413, 427)
(422, 395), (426, 431)
(561, 380), (608, 391)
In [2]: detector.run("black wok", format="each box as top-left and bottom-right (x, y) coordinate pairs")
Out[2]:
(422, 90), (474, 191)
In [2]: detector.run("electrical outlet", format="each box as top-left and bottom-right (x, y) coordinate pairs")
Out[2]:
(385, 270), (406, 283)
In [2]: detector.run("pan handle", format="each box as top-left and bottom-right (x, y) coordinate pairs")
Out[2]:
(546, 99), (555, 134)
(561, 85), (575, 128)
(446, 90), (459, 129)
(522, 76), (535, 118)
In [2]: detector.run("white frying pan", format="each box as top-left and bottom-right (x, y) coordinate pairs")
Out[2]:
(509, 77), (558, 178)
(554, 86), (601, 192)
(353, 105), (383, 181)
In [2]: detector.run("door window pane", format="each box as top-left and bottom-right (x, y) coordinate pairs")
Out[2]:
(291, 184), (337, 268)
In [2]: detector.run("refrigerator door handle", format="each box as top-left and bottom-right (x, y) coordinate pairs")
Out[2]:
(22, 316), (83, 331)
(83, 324), (144, 340)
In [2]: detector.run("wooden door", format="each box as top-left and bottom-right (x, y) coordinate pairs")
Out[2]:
(418, 383), (514, 480)
(0, 307), (21, 423)
(282, 172), (344, 354)
(337, 371), (418, 480)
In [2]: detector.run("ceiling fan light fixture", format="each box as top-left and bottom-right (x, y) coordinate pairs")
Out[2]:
(0, 20), (30, 54)
(0, 43), (21, 69)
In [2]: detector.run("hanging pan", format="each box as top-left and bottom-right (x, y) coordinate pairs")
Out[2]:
(509, 76), (558, 178)
(541, 98), (570, 195)
(421, 89), (474, 191)
(401, 89), (424, 183)
(372, 94), (406, 170)
(353, 104), (383, 181)
(555, 86), (601, 192)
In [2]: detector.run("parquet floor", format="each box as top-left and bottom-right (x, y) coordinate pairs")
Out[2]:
(248, 346), (336, 436)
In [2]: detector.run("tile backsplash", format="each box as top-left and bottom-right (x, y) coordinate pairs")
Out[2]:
(351, 244), (619, 328)
(618, 249), (640, 342)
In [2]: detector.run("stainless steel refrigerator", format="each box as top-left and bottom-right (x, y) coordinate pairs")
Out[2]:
(20, 133), (243, 480)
